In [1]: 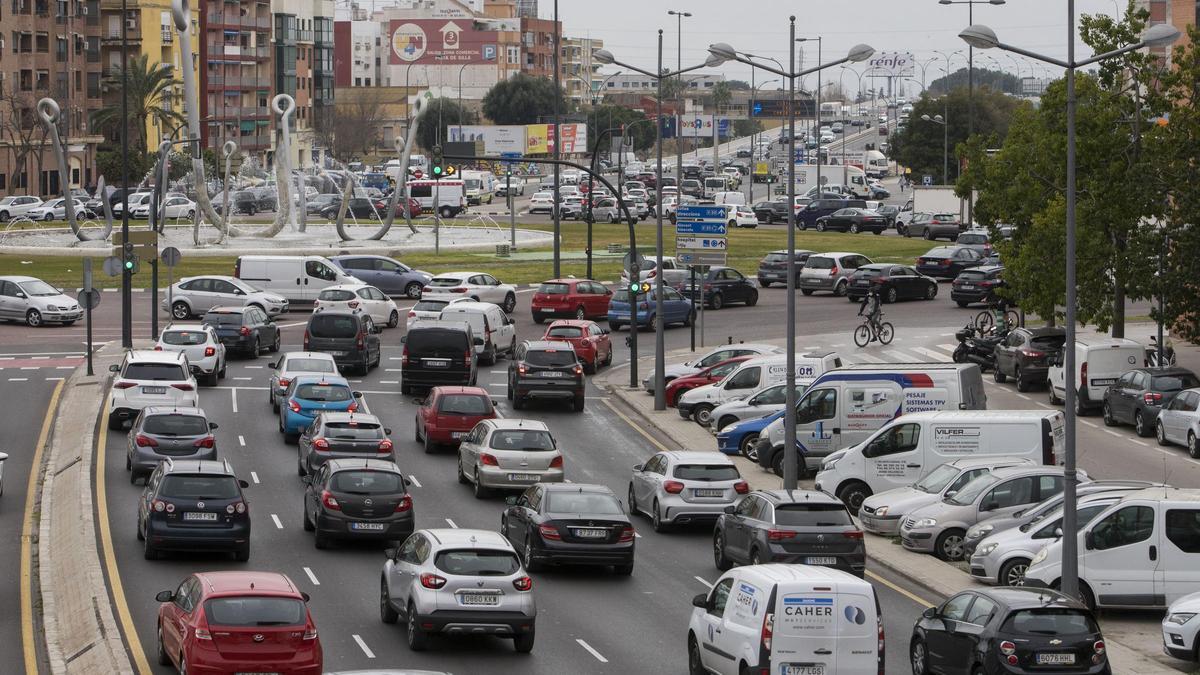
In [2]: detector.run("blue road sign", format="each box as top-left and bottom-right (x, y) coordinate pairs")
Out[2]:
(676, 205), (727, 266)
(677, 205), (728, 220)
(675, 221), (728, 235)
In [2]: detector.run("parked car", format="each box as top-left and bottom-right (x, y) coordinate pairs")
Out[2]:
(507, 340), (586, 411)
(302, 308), (382, 374)
(406, 296), (469, 330)
(154, 324), (226, 385)
(752, 200), (790, 224)
(1103, 367), (1200, 437)
(756, 249), (815, 288)
(297, 411), (395, 476)
(957, 229), (993, 255)
(137, 459), (251, 561)
(542, 320), (612, 373)
(329, 254), (432, 299)
(213, 190), (262, 215)
(724, 204), (759, 228)
(528, 191), (555, 214)
(322, 197), (378, 220)
(814, 207), (889, 234)
(25, 197), (92, 221)
(845, 263), (938, 303)
(628, 451), (748, 532)
(0, 276), (83, 326)
(707, 383), (802, 433)
(992, 327), (1067, 391)
(313, 284), (399, 328)
(125, 407), (218, 484)
(301, 457), (413, 549)
(457, 418), (564, 497)
(531, 278), (612, 323)
(1155, 387), (1200, 457)
(906, 212), (963, 240)
(413, 386), (496, 453)
(677, 266), (759, 310)
(950, 265), (1006, 307)
(0, 195), (44, 221)
(373, 196), (422, 218)
(664, 356), (752, 407)
(916, 245), (986, 279)
(606, 286), (694, 331)
(798, 252), (873, 296)
(1164, 591), (1200, 662)
(646, 343), (784, 393)
(132, 196), (195, 220)
(502, 482), (634, 574)
(202, 305), (280, 357)
(267, 351), (339, 412)
(163, 275), (289, 320)
(306, 193), (340, 216)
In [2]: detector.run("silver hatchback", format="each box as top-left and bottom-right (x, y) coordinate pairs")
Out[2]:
(628, 451), (748, 532)
(797, 252), (872, 297)
(458, 419), (564, 498)
(380, 528), (536, 652)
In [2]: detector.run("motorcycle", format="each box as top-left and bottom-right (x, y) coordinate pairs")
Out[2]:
(952, 323), (1005, 371)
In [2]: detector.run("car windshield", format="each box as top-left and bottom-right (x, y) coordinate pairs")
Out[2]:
(438, 394), (490, 415)
(203, 313), (244, 326)
(805, 257), (835, 270)
(18, 280), (59, 296)
(330, 470), (404, 494)
(434, 549), (521, 576)
(295, 383), (351, 402)
(545, 491), (623, 514)
(915, 464), (962, 494)
(323, 421), (383, 439)
(1154, 373), (1200, 391)
(1001, 609), (1099, 636)
(428, 277), (466, 288)
(284, 358), (336, 374)
(948, 474), (1001, 505)
(143, 414), (208, 436)
(525, 349), (576, 367)
(673, 464), (740, 481)
(308, 314), (358, 338)
(158, 475), (240, 499)
(161, 331), (207, 346)
(546, 326), (583, 339)
(413, 300), (449, 313)
(124, 363), (187, 381)
(489, 429), (555, 451)
(775, 503), (853, 526)
(319, 289), (356, 302)
(204, 597), (305, 627)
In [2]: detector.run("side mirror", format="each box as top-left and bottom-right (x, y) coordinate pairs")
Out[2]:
(384, 428), (393, 435)
(15, 292), (26, 299)
(155, 590), (175, 603)
(0, 452), (7, 462)
(353, 391), (363, 398)
(632, 464), (643, 472)
(944, 490), (958, 500)
(301, 475), (312, 485)
(300, 592), (310, 602)
(1084, 531), (1095, 550)
(1054, 527), (1064, 539)
(922, 606), (937, 619)
(601, 327), (611, 334)
(109, 364), (121, 373)
(400, 335), (407, 344)
(238, 479), (250, 489)
(505, 495), (518, 506)
(724, 505), (737, 514)
(692, 593), (708, 609)
(492, 399), (500, 406)
(384, 547), (397, 560)
(209, 422), (219, 430)
(474, 337), (485, 346)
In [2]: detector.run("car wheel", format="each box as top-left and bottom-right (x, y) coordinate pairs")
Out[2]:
(627, 484), (640, 516)
(406, 603), (429, 651)
(473, 469), (490, 498)
(993, 366), (1007, 384)
(513, 630), (536, 653)
(760, 280), (772, 288)
(956, 300), (969, 308)
(925, 284), (938, 300)
(749, 548), (764, 566)
(1102, 401), (1118, 426)
(801, 289), (814, 296)
(302, 504), (314, 532)
(380, 578), (399, 624)
(923, 229), (933, 240)
(1189, 432), (1199, 459)
(404, 281), (423, 299)
(935, 528), (967, 561)
(1135, 410), (1152, 437)
(251, 338), (260, 358)
(836, 481), (871, 515)
(911, 638), (930, 675)
(531, 311), (544, 325)
(651, 500), (668, 532)
(269, 331), (280, 353)
(1015, 367), (1031, 392)
(171, 301), (190, 319)
(849, 223), (860, 234)
(143, 533), (159, 560)
(156, 623), (171, 666)
(502, 293), (517, 314)
(1049, 386), (1062, 405)
(816, 221), (826, 232)
(770, 451), (785, 477)
(692, 404), (714, 426)
(999, 557), (1031, 587)
(746, 290), (758, 307)
(25, 309), (42, 327)
(387, 310), (400, 329)
(1156, 420), (1169, 446)
(574, 306), (586, 320)
(885, 287), (898, 304)
(833, 280), (848, 297)
(713, 532), (732, 571)
(523, 535), (544, 572)
(439, 206), (453, 219)
(739, 433), (760, 460)
(573, 394), (585, 412)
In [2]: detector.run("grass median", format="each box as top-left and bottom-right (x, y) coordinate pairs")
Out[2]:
(0, 221), (936, 289)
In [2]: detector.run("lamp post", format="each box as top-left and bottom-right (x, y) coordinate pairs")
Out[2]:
(796, 37), (821, 161)
(921, 113), (949, 185)
(668, 9), (693, 222)
(456, 62), (469, 141)
(708, 28), (875, 489)
(552, 0), (561, 278)
(959, 13), (1178, 600)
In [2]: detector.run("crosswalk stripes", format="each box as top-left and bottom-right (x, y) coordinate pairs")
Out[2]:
(910, 346), (953, 362)
(843, 342), (959, 366)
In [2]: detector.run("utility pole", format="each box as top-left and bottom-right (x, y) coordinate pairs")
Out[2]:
(551, 0), (561, 277)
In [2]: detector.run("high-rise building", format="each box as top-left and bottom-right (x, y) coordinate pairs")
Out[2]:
(519, 16), (556, 79)
(560, 36), (602, 107)
(271, 0), (334, 167)
(200, 0), (273, 162)
(1137, 0), (1196, 62)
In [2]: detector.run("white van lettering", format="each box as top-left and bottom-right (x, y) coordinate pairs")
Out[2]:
(932, 426), (983, 454)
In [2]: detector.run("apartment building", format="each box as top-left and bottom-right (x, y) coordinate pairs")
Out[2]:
(560, 36), (601, 107)
(1137, 0), (1196, 61)
(271, 0), (334, 167)
(200, 0), (273, 161)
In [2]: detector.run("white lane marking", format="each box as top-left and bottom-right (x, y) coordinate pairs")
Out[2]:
(445, 518), (458, 528)
(486, 383), (507, 389)
(274, 320), (308, 329)
(385, 368), (403, 372)
(45, 377), (64, 381)
(576, 639), (609, 663)
(883, 350), (919, 362)
(939, 332), (956, 337)
(271, 514), (283, 529)
(250, 471), (260, 484)
(388, 357), (403, 361)
(406, 475), (421, 487)
(1132, 439), (1149, 447)
(231, 388), (239, 413)
(8, 378), (28, 381)
(238, 435), (246, 446)
(380, 380), (398, 384)
(1081, 420), (1099, 429)
(911, 347), (950, 361)
(245, 365), (263, 369)
(303, 567), (320, 585)
(1016, 393), (1031, 401)
(352, 634), (375, 659)
(55, 366), (75, 370)
(694, 576), (713, 588)
(1104, 429), (1122, 438)
(234, 377), (253, 381)
(20, 366), (38, 370)
(490, 369), (507, 374)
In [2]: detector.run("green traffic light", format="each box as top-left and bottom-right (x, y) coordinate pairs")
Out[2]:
(433, 166), (443, 176)
(124, 260), (134, 270)
(628, 282), (640, 293)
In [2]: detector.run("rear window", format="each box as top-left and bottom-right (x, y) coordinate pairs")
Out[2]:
(309, 314), (358, 338)
(524, 349), (577, 367)
(318, 289), (356, 301)
(489, 429), (555, 451)
(158, 475), (240, 500)
(958, 233), (987, 244)
(204, 597), (305, 627)
(407, 328), (469, 352)
(538, 283), (570, 295)
(428, 277), (466, 288)
(673, 464), (740, 481)
(161, 331), (207, 346)
(124, 363), (187, 381)
(1154, 373), (1200, 391)
(203, 313), (244, 326)
(546, 326), (583, 339)
(774, 503), (853, 527)
(545, 491), (623, 515)
(611, 289), (631, 303)
(322, 421), (383, 440)
(924, 248), (954, 258)
(1001, 609), (1099, 636)
(438, 394), (491, 415)
(805, 257), (835, 270)
(295, 383), (351, 402)
(763, 253), (788, 263)
(413, 300), (450, 313)
(855, 267), (885, 278)
(434, 549), (521, 576)
(330, 470), (404, 494)
(957, 269), (988, 281)
(1031, 335), (1067, 350)
(143, 414), (209, 436)
(284, 358), (336, 374)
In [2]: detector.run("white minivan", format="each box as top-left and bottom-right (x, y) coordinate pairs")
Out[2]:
(439, 301), (516, 366)
(1047, 336), (1143, 413)
(814, 410), (1065, 512)
(687, 564), (881, 675)
(677, 352), (843, 426)
(234, 255), (355, 303)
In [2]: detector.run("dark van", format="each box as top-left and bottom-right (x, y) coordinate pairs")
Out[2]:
(401, 320), (477, 394)
(796, 198), (866, 229)
(303, 308), (381, 375)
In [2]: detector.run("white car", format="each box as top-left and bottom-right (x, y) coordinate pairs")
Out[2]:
(313, 283), (400, 328)
(1156, 387), (1200, 457)
(0, 276), (83, 326)
(1164, 591), (1200, 662)
(528, 191), (555, 214)
(110, 191), (153, 217)
(421, 272), (517, 314)
(0, 195), (44, 221)
(406, 296), (471, 330)
(107, 350), (199, 430)
(132, 196), (196, 220)
(162, 275), (290, 320)
(619, 256), (681, 284)
(706, 383), (793, 432)
(642, 343), (783, 392)
(725, 204), (758, 228)
(154, 324), (226, 386)
(496, 178), (526, 197)
(25, 198), (90, 221)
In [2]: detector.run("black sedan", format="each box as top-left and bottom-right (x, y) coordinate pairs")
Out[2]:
(951, 265), (1005, 307)
(752, 200), (790, 224)
(910, 587), (1108, 675)
(1103, 367), (1200, 437)
(321, 197), (379, 220)
(501, 483), (634, 575)
(846, 264), (938, 303)
(301, 458), (413, 549)
(916, 245), (986, 279)
(814, 207), (888, 234)
(678, 266), (759, 310)
(992, 326), (1066, 391)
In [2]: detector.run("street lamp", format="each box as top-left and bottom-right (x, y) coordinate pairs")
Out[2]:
(668, 10), (693, 216)
(959, 12), (1178, 601)
(708, 27), (874, 490)
(456, 62), (469, 141)
(921, 113), (948, 185)
(745, 74), (780, 204)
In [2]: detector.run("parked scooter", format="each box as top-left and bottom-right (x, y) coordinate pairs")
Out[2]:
(952, 323), (1005, 371)
(1146, 335), (1177, 367)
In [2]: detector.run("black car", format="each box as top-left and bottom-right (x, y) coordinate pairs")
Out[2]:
(306, 193), (341, 216)
(916, 245), (986, 279)
(910, 587), (1108, 675)
(213, 190), (262, 215)
(752, 200), (790, 224)
(875, 204), (900, 228)
(814, 208), (888, 234)
(951, 265), (1006, 307)
(401, 320), (478, 394)
(846, 264), (938, 303)
(297, 411), (395, 476)
(507, 340), (585, 412)
(796, 198), (868, 229)
(137, 459), (251, 561)
(735, 149), (752, 158)
(712, 489), (865, 577)
(1103, 367), (1200, 437)
(301, 458), (413, 549)
(993, 327), (1067, 392)
(678, 266), (759, 310)
(321, 197), (378, 220)
(501, 482), (634, 575)
(757, 249), (814, 288)
(201, 305), (280, 357)
(302, 307), (381, 375)
(126, 406), (218, 484)
(680, 179), (704, 198)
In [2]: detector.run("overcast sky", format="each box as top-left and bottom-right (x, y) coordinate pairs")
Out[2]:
(551, 0), (1128, 95)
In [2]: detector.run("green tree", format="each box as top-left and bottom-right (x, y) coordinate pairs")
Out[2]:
(587, 104), (656, 153)
(89, 54), (185, 155)
(710, 80), (733, 110)
(416, 97), (477, 151)
(928, 67), (1020, 96)
(890, 86), (1025, 183)
(481, 73), (566, 124)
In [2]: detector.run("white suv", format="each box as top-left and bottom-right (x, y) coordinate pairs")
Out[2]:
(108, 350), (198, 430)
(154, 324), (226, 386)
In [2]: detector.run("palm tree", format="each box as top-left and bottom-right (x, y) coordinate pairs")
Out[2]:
(710, 80), (732, 112)
(90, 54), (185, 154)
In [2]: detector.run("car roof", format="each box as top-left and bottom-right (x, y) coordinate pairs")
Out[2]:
(439, 301), (496, 312)
(1132, 366), (1196, 377)
(974, 586), (1085, 611)
(282, 351), (338, 361)
(205, 306), (247, 314)
(541, 278), (588, 285)
(808, 251), (860, 258)
(757, 489), (843, 506)
(320, 283), (372, 292)
(546, 319), (592, 328)
(160, 458), (235, 476)
(126, 349), (187, 363)
(1115, 487), (1200, 504)
(310, 307), (362, 318)
(734, 563), (867, 586)
(541, 482), (614, 495)
(407, 319), (472, 332)
(1018, 326), (1066, 338)
(141, 406), (207, 417)
(422, 528), (511, 549)
(960, 265), (1004, 273)
(325, 458), (402, 473)
(0, 275), (41, 283)
(162, 323), (210, 332)
(430, 386), (490, 396)
(522, 340), (578, 352)
(179, 274), (239, 283)
(943, 456), (1035, 470)
(987, 465), (1070, 479)
(659, 451), (735, 465)
(318, 411), (381, 424)
(194, 571), (301, 597)
(431, 271), (486, 278)
(290, 374), (351, 386)
(483, 418), (550, 432)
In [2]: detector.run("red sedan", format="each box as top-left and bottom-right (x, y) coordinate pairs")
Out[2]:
(373, 196), (422, 218)
(531, 278), (613, 323)
(543, 320), (612, 373)
(413, 386), (497, 453)
(155, 571), (322, 675)
(664, 356), (753, 407)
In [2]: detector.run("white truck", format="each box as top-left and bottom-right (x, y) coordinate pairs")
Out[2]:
(791, 164), (870, 198)
(909, 186), (977, 224)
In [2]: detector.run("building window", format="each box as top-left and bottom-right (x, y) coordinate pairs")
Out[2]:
(86, 71), (100, 97)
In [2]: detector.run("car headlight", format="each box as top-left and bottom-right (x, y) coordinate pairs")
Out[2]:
(45, 305), (60, 311)
(977, 543), (998, 556)
(1166, 612), (1197, 625)
(967, 525), (993, 540)
(822, 456), (840, 470)
(873, 506), (889, 517)
(1031, 547), (1049, 565)
(912, 518), (937, 529)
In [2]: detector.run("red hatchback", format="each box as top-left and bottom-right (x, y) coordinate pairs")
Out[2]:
(664, 356), (753, 407)
(413, 386), (497, 453)
(531, 279), (613, 323)
(543, 319), (612, 373)
(155, 571), (321, 675)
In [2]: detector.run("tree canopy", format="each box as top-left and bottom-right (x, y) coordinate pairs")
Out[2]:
(416, 97), (477, 151)
(481, 73), (566, 125)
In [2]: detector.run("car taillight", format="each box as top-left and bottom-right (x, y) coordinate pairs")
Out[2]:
(1092, 640), (1106, 664)
(549, 456), (563, 469)
(289, 400), (301, 413)
(842, 530), (865, 539)
(538, 524), (561, 540)
(464, 349), (472, 367)
(663, 480), (685, 494)
(135, 434), (158, 447)
(192, 436), (215, 449)
(767, 529), (796, 541)
(321, 490), (341, 510)
(204, 346), (215, 357)
(518, 364), (527, 375)
(1144, 392), (1163, 404)
(761, 611), (774, 651)
(647, 269), (657, 279)
(420, 572), (446, 589)
(407, 310), (416, 318)
(734, 481), (749, 494)
(1080, 361), (1087, 389)
(450, 287), (468, 293)
(999, 640), (1016, 656)
(395, 495), (412, 512)
(114, 381), (136, 389)
(277, 377), (290, 389)
(302, 626), (318, 640)
(378, 439), (394, 453)
(1020, 349), (1045, 358)
(357, 335), (365, 350)
(194, 627), (212, 640)
(313, 438), (329, 450)
(348, 301), (360, 309)
(171, 383), (194, 391)
(829, 265), (839, 276)
(153, 345), (163, 351)
(480, 453), (499, 466)
(618, 526), (635, 543)
(942, 259), (952, 266)
(303, 330), (310, 350)
(513, 576), (534, 591)
(346, 401), (358, 413)
(877, 614), (886, 675)
(239, 326), (251, 336)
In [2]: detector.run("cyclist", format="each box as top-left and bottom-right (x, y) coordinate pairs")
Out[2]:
(858, 287), (883, 333)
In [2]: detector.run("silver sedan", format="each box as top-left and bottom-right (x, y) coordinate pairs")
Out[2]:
(266, 352), (339, 411)
(1157, 388), (1200, 457)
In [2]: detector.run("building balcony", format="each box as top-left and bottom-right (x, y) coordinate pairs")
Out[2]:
(204, 14), (270, 30)
(209, 105), (269, 118)
(102, 28), (141, 42)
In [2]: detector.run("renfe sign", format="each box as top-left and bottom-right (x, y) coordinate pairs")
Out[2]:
(389, 19), (499, 65)
(864, 51), (915, 77)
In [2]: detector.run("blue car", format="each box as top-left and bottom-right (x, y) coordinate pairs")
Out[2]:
(329, 254), (432, 299)
(278, 375), (361, 441)
(606, 287), (694, 331)
(717, 410), (783, 460)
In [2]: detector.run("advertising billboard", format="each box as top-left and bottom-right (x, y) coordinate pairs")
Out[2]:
(389, 19), (500, 65)
(522, 124), (588, 155)
(448, 125), (527, 155)
(864, 51), (915, 78)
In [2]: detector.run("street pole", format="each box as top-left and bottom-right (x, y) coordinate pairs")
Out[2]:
(1059, 0), (1079, 600)
(457, 63), (467, 141)
(654, 29), (667, 411)
(552, 0), (561, 278)
(784, 16), (798, 490)
(967, 0), (975, 226)
(120, 0), (131, 349)
(509, 167), (516, 250)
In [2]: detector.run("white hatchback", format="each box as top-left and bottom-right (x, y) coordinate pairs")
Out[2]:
(313, 283), (400, 328)
(155, 324), (226, 385)
(422, 272), (517, 314)
(406, 297), (471, 330)
(107, 350), (198, 430)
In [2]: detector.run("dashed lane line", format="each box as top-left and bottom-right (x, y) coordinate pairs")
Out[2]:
(694, 576), (712, 588)
(576, 639), (609, 663)
(250, 471), (260, 484)
(408, 475), (421, 488)
(352, 634), (376, 659)
(445, 518), (458, 528)
(303, 567), (320, 586)
(231, 388), (239, 413)
(271, 514), (283, 529)
(238, 435), (246, 446)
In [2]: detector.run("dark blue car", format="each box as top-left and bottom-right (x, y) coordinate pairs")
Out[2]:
(717, 409), (783, 460)
(606, 286), (694, 331)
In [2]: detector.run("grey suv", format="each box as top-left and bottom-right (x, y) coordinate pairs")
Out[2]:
(798, 252), (872, 297)
(628, 451), (747, 532)
(125, 406), (219, 484)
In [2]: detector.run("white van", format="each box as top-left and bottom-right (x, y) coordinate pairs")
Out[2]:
(687, 564), (881, 675)
(234, 255), (355, 303)
(814, 410), (1064, 511)
(406, 178), (466, 218)
(704, 176), (730, 198)
(439, 301), (516, 366)
(1023, 487), (1200, 610)
(712, 191), (747, 206)
(1047, 337), (1143, 413)
(756, 363), (987, 476)
(677, 353), (843, 425)
(461, 170), (496, 205)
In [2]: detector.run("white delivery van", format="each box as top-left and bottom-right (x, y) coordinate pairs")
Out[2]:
(1047, 337), (1143, 414)
(439, 301), (516, 366)
(677, 352), (843, 425)
(756, 363), (988, 476)
(460, 170), (496, 205)
(1023, 487), (1200, 610)
(234, 255), (355, 303)
(814, 410), (1065, 511)
(704, 176), (730, 198)
(406, 178), (466, 218)
(687, 564), (881, 675)
(712, 191), (747, 206)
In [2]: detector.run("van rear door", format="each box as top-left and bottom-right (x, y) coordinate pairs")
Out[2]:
(833, 587), (879, 673)
(1084, 344), (1143, 398)
(774, 586), (841, 673)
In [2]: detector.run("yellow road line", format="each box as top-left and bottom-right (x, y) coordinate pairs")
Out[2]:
(95, 394), (152, 675)
(22, 379), (64, 675)
(601, 397), (672, 453)
(866, 569), (936, 608)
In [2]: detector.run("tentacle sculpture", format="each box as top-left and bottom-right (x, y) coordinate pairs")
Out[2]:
(37, 98), (112, 241)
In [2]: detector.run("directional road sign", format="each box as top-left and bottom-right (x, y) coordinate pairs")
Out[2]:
(677, 252), (728, 266)
(676, 236), (728, 250)
(676, 205), (727, 266)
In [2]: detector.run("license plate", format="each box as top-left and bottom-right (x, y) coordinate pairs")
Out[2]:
(183, 512), (218, 521)
(142, 386), (166, 395)
(451, 431), (466, 439)
(328, 351), (347, 357)
(539, 371), (564, 377)
(1036, 653), (1075, 665)
(960, 284), (975, 290)
(460, 593), (499, 606)
(508, 473), (538, 482)
(425, 359), (450, 368)
(1091, 378), (1116, 386)
(806, 556), (838, 565)
(350, 522), (386, 531)
(573, 528), (608, 538)
(693, 489), (724, 497)
(783, 665), (825, 675)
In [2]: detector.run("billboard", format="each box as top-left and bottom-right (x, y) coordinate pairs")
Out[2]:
(389, 19), (500, 65)
(522, 124), (588, 155)
(448, 125), (527, 155)
(679, 114), (714, 138)
(525, 124), (551, 154)
(864, 51), (915, 78)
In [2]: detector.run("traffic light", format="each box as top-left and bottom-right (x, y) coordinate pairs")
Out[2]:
(121, 242), (138, 274)
(430, 145), (457, 178)
(628, 280), (651, 295)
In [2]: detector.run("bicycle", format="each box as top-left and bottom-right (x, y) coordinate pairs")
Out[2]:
(854, 313), (894, 347)
(974, 302), (1020, 333)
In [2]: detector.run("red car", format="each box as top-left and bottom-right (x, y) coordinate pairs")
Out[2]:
(373, 196), (422, 218)
(543, 319), (612, 373)
(531, 278), (613, 323)
(664, 356), (753, 407)
(155, 571), (322, 675)
(413, 386), (497, 453)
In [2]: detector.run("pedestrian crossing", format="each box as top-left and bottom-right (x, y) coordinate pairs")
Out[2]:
(810, 339), (958, 366)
